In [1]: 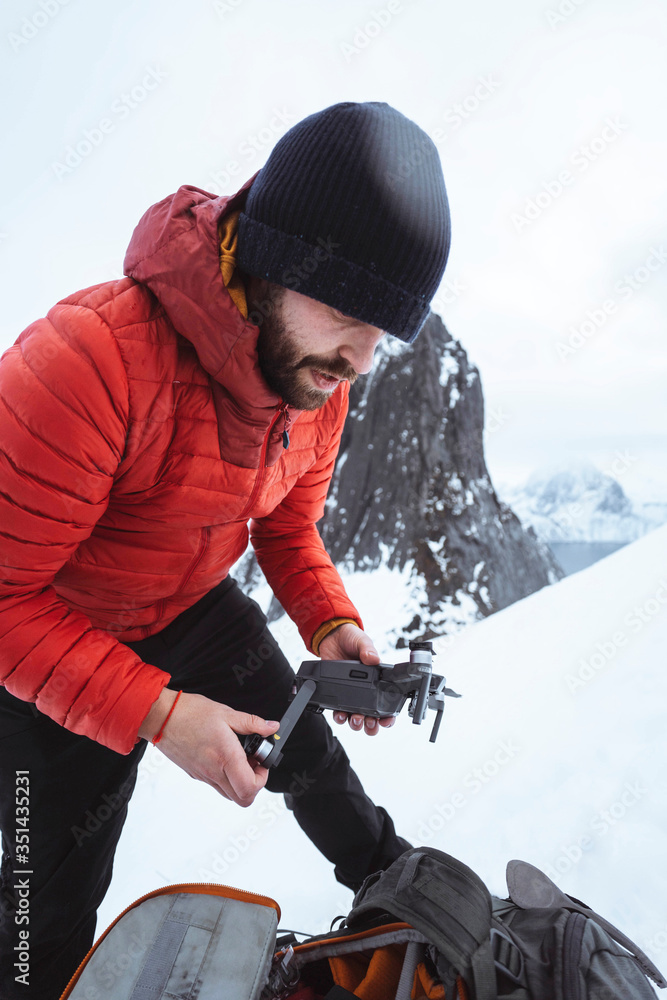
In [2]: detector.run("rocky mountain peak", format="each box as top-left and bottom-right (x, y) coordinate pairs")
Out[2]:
(318, 312), (562, 644)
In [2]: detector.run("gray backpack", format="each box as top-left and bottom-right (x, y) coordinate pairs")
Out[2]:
(276, 846), (665, 999)
(60, 849), (666, 999)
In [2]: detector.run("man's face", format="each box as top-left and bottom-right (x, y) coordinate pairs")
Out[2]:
(249, 279), (386, 411)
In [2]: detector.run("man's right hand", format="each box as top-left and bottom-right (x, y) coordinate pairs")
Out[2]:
(138, 689), (280, 807)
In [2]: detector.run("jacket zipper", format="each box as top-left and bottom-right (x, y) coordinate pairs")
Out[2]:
(281, 405), (291, 448)
(238, 403), (289, 522)
(59, 881), (281, 998)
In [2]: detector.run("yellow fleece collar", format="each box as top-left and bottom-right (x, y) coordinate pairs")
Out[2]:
(218, 209), (249, 319)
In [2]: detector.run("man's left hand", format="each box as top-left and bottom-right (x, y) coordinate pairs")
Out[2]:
(317, 622), (396, 737)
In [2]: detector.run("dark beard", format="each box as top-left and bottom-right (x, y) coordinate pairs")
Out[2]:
(255, 286), (358, 411)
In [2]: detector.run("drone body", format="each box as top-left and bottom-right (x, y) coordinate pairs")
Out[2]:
(245, 641), (458, 768)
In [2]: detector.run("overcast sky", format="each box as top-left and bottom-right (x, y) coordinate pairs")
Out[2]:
(1, 0), (666, 496)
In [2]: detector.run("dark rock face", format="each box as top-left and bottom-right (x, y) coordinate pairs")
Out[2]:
(318, 312), (563, 642)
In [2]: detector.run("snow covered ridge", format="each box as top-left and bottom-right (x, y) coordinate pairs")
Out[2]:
(501, 459), (667, 543)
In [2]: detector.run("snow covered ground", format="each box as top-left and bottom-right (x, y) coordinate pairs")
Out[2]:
(100, 524), (667, 987)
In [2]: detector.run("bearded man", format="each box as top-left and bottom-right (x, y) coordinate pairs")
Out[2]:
(0, 101), (450, 998)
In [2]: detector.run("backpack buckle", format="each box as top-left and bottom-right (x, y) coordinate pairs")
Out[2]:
(490, 927), (524, 986)
(261, 944), (300, 1000)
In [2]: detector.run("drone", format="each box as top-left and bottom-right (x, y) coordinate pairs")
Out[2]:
(244, 640), (459, 769)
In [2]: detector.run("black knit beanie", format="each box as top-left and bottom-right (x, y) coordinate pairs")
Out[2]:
(236, 101), (450, 343)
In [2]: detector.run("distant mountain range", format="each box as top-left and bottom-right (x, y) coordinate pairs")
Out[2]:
(500, 461), (667, 543)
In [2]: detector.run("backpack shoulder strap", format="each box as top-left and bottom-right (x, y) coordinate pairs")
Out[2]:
(347, 848), (497, 1000)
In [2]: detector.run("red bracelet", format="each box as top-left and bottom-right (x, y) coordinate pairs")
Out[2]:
(151, 690), (183, 745)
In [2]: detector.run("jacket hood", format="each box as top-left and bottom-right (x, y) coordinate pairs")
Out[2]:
(123, 179), (287, 429)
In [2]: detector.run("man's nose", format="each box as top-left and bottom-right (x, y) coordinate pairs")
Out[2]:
(338, 329), (385, 375)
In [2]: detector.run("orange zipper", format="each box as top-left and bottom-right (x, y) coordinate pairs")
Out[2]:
(287, 920), (414, 957)
(238, 404), (287, 521)
(59, 881), (280, 998)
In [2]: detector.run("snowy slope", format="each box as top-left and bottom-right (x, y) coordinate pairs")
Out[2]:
(100, 525), (667, 985)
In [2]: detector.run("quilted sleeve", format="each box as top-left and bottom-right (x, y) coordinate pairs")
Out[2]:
(0, 302), (170, 753)
(249, 388), (363, 651)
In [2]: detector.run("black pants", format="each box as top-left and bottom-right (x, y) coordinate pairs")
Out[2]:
(0, 578), (409, 999)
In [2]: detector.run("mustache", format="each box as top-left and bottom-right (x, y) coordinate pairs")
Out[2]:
(296, 354), (359, 383)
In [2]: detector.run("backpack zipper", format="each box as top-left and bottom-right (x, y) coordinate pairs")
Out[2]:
(562, 910), (586, 1000)
(273, 923), (428, 1000)
(289, 920), (415, 956)
(59, 881), (280, 998)
(238, 403), (289, 521)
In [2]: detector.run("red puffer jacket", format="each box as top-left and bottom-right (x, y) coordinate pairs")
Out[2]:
(0, 180), (361, 753)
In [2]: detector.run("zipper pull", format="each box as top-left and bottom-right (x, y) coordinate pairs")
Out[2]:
(281, 406), (291, 449)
